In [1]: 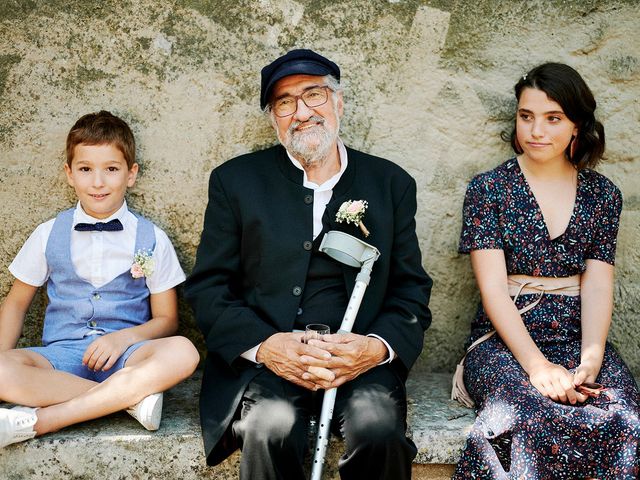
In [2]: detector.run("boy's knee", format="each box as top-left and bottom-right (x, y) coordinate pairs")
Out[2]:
(0, 355), (9, 384)
(167, 336), (200, 376)
(0, 352), (27, 391)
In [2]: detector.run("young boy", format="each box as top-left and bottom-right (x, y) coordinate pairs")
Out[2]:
(0, 111), (200, 448)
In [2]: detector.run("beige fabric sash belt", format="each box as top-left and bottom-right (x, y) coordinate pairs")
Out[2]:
(451, 273), (582, 408)
(507, 273), (581, 315)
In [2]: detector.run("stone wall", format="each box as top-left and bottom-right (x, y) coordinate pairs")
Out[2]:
(1, 0), (638, 375)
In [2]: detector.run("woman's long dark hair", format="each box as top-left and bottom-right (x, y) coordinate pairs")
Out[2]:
(502, 63), (605, 170)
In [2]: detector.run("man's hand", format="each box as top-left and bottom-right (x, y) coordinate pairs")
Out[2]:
(82, 330), (133, 371)
(256, 332), (334, 390)
(302, 333), (388, 388)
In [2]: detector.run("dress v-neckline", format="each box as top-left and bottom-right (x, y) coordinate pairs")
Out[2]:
(514, 158), (581, 242)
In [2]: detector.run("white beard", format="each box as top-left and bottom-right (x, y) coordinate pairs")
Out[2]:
(278, 114), (339, 167)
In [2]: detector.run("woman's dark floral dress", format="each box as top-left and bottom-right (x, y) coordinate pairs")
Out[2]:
(453, 158), (640, 479)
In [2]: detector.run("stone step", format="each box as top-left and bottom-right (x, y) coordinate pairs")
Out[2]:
(0, 371), (471, 479)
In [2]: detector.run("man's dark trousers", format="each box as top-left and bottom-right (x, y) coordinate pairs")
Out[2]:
(232, 365), (415, 480)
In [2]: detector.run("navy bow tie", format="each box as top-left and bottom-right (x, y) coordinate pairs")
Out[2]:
(74, 219), (124, 232)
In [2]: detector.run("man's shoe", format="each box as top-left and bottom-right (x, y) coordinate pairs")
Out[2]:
(0, 406), (37, 448)
(126, 393), (163, 431)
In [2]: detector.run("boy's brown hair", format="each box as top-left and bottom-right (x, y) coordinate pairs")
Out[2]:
(66, 111), (136, 168)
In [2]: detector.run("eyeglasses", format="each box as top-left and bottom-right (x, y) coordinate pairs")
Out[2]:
(271, 86), (332, 117)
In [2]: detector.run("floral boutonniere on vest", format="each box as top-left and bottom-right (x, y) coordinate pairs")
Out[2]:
(336, 200), (370, 237)
(131, 249), (155, 279)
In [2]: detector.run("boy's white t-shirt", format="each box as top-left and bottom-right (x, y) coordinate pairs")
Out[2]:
(9, 201), (185, 294)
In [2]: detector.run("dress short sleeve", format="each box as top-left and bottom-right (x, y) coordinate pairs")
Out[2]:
(584, 182), (622, 265)
(459, 174), (503, 253)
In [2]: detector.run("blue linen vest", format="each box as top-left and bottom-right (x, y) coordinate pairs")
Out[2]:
(42, 208), (156, 345)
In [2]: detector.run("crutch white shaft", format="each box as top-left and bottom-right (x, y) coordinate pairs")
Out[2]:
(310, 261), (375, 480)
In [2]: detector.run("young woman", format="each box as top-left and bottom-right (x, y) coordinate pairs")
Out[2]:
(453, 63), (639, 479)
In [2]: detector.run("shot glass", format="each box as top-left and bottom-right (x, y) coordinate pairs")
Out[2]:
(304, 323), (330, 344)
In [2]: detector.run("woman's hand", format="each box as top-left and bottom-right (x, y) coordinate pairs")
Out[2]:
(528, 361), (588, 404)
(573, 359), (601, 389)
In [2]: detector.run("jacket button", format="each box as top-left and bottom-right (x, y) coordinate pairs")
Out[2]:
(304, 195), (313, 205)
(292, 286), (302, 296)
(89, 321), (97, 327)
(297, 308), (303, 316)
(92, 293), (101, 300)
(303, 241), (312, 251)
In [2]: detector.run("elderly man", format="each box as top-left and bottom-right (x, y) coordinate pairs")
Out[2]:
(185, 49), (432, 480)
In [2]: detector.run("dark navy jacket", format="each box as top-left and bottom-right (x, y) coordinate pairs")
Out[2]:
(185, 144), (432, 465)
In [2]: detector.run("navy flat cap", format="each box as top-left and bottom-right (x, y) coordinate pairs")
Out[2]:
(260, 49), (340, 109)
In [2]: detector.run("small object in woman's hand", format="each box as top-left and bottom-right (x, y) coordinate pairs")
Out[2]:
(576, 382), (606, 397)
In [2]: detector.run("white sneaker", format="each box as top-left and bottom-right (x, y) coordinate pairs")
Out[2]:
(126, 393), (163, 431)
(0, 406), (37, 448)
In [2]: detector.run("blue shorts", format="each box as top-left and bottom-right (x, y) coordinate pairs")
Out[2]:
(25, 335), (148, 383)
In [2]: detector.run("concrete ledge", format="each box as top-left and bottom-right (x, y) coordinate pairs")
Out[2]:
(0, 371), (471, 479)
(406, 373), (474, 465)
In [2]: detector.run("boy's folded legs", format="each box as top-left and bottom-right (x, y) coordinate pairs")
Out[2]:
(0, 336), (197, 447)
(24, 338), (165, 431)
(27, 336), (198, 438)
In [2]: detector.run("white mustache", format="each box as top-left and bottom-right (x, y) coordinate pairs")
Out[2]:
(289, 116), (326, 134)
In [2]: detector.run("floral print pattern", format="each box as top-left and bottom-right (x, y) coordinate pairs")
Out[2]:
(453, 158), (640, 479)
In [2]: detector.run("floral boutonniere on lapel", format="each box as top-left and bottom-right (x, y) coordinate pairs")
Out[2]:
(336, 199), (370, 237)
(131, 249), (155, 279)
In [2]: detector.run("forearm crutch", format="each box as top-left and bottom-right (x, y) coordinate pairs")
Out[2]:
(310, 230), (380, 480)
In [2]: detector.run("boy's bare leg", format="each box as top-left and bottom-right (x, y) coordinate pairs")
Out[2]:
(32, 336), (198, 435)
(0, 350), (98, 406)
